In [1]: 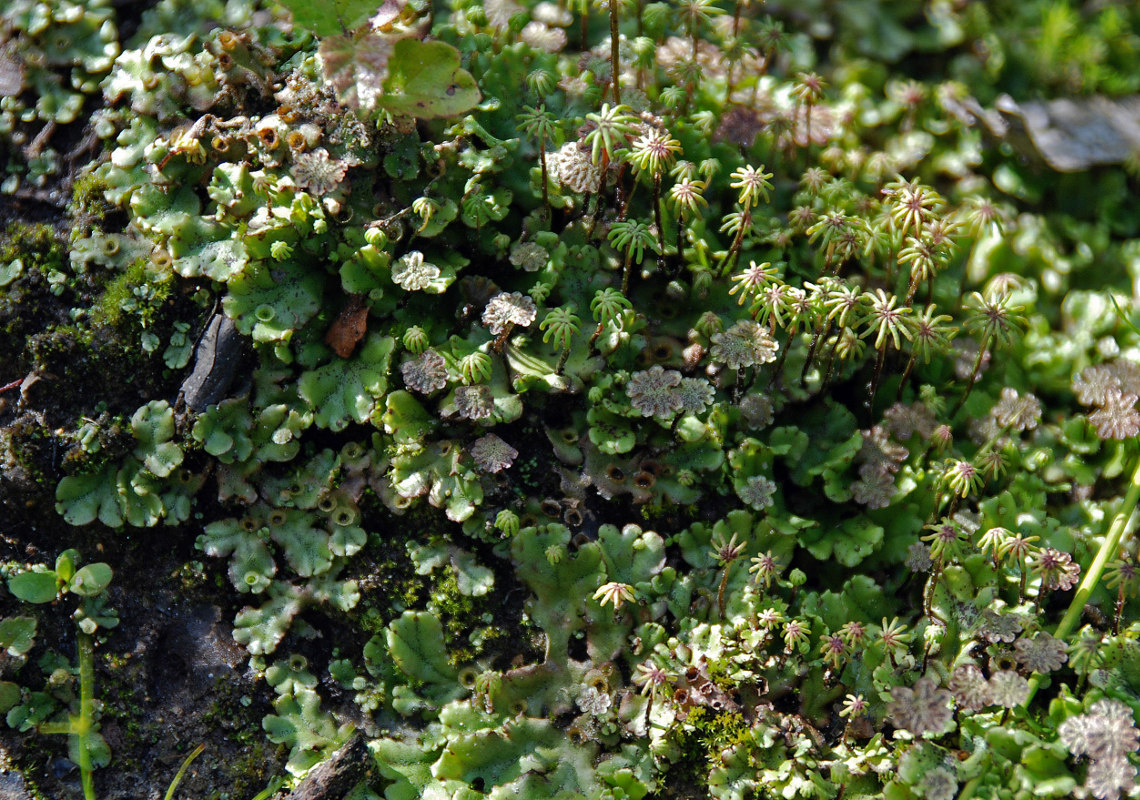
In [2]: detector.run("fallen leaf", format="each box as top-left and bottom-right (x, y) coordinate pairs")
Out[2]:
(0, 46), (25, 97)
(325, 295), (369, 358)
(320, 28), (401, 110)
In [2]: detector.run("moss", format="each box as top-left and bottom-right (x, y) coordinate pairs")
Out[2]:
(657, 706), (751, 796)
(68, 171), (113, 234)
(14, 765), (54, 800)
(701, 660), (739, 694)
(57, 413), (134, 475)
(24, 322), (144, 416)
(227, 740), (274, 800)
(0, 227), (67, 380)
(19, 304), (177, 421)
(639, 501), (666, 521)
(429, 569), (479, 665)
(348, 529), (438, 655)
(89, 257), (172, 329)
(172, 560), (211, 594)
(2, 417), (62, 487)
(0, 222), (65, 274)
(688, 706), (750, 751)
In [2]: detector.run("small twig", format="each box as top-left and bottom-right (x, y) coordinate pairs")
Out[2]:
(25, 120), (57, 159)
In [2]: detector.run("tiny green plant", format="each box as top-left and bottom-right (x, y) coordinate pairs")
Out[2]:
(8, 550), (114, 800)
(6, 552), (206, 800)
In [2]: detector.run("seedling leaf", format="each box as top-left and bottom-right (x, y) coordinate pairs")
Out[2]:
(69, 563), (113, 597)
(8, 571), (59, 604)
(0, 682), (20, 714)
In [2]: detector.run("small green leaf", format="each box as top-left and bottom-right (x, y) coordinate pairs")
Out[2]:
(379, 391), (437, 444)
(597, 524), (665, 586)
(8, 571), (59, 604)
(378, 39), (480, 119)
(69, 563), (113, 597)
(54, 549), (79, 583)
(453, 551), (493, 597)
(329, 525), (367, 558)
(320, 29), (399, 110)
(223, 260), (325, 344)
(131, 400), (183, 478)
(172, 224), (247, 282)
(269, 510), (333, 578)
(0, 259), (24, 288)
(234, 584), (305, 656)
(70, 732), (112, 770)
(803, 516), (884, 567)
(0, 617), (37, 656)
(767, 426), (808, 458)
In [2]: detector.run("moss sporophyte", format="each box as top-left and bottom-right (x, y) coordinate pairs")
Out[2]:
(6, 0), (1140, 797)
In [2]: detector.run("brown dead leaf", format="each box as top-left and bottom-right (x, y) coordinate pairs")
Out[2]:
(319, 28), (400, 110)
(325, 294), (368, 358)
(0, 44), (25, 97)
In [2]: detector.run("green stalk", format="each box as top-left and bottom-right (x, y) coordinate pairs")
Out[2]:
(1024, 454), (1140, 705)
(538, 138), (550, 226)
(588, 321), (606, 353)
(719, 208), (751, 276)
(820, 332), (844, 390)
(675, 210), (687, 268)
(652, 174), (665, 273)
(800, 320), (832, 388)
(77, 631), (96, 800)
(866, 344), (887, 411)
(895, 351), (917, 402)
(164, 744), (206, 800)
(36, 633), (97, 800)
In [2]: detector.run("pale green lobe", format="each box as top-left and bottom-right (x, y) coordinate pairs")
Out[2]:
(378, 39), (480, 119)
(299, 334), (395, 431)
(279, 0), (386, 37)
(386, 611), (458, 685)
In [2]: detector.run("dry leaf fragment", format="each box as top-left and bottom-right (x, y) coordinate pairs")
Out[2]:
(326, 294), (369, 358)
